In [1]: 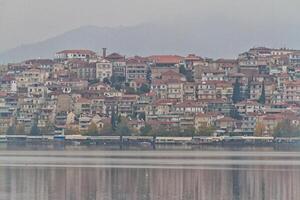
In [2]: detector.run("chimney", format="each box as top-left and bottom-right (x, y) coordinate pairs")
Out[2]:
(102, 48), (107, 58)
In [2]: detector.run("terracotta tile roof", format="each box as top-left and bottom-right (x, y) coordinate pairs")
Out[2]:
(175, 101), (204, 108)
(148, 55), (184, 64)
(154, 99), (177, 106)
(106, 53), (125, 61)
(126, 56), (148, 64)
(0, 92), (7, 98)
(161, 69), (183, 78)
(152, 78), (167, 85)
(184, 54), (204, 61)
(216, 117), (235, 122)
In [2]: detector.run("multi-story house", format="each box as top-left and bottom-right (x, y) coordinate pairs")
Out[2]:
(117, 95), (139, 117)
(76, 63), (96, 81)
(106, 53), (126, 78)
(194, 112), (223, 129)
(289, 52), (300, 66)
(197, 81), (217, 100)
(199, 68), (226, 81)
(27, 84), (47, 98)
(74, 98), (92, 116)
(151, 79), (168, 99)
(0, 93), (14, 134)
(183, 82), (197, 101)
(125, 57), (148, 82)
(174, 101), (204, 114)
(215, 59), (238, 74)
(16, 68), (46, 89)
(96, 59), (112, 82)
(283, 81), (300, 103)
(235, 100), (263, 114)
(240, 113), (257, 135)
(166, 80), (184, 101)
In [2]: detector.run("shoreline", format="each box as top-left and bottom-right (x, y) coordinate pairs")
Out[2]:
(1, 135), (300, 148)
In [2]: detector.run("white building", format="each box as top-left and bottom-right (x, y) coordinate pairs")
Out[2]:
(96, 59), (113, 81)
(55, 50), (96, 61)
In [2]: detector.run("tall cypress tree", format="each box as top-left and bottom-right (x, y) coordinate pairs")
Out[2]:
(111, 106), (117, 131)
(258, 82), (266, 104)
(232, 78), (242, 104)
(244, 79), (251, 100)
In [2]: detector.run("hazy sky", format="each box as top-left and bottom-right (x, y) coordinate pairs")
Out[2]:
(1, 0), (300, 54)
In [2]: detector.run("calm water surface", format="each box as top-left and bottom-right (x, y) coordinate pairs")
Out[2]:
(0, 146), (299, 200)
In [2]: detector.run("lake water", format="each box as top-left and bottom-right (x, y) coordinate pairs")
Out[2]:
(0, 146), (299, 200)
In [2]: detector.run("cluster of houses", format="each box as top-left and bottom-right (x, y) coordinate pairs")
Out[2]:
(1, 47), (300, 136)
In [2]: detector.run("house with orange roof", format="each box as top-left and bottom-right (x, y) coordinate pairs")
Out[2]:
(161, 70), (186, 82)
(148, 55), (183, 68)
(184, 54), (205, 70)
(106, 53), (126, 77)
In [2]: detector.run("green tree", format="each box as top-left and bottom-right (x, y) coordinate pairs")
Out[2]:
(111, 106), (118, 131)
(146, 68), (152, 82)
(140, 124), (153, 136)
(6, 126), (16, 135)
(125, 86), (136, 94)
(87, 122), (98, 136)
(138, 112), (146, 121)
(103, 77), (110, 85)
(65, 127), (80, 135)
(15, 124), (25, 135)
(100, 123), (113, 135)
(30, 123), (40, 136)
(232, 78), (242, 104)
(244, 79), (251, 100)
(255, 121), (266, 136)
(41, 123), (55, 135)
(181, 127), (195, 137)
(138, 84), (150, 94)
(273, 119), (299, 137)
(196, 125), (216, 136)
(115, 118), (133, 136)
(258, 82), (266, 104)
(179, 66), (193, 82)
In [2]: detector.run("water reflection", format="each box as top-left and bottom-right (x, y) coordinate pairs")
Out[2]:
(0, 165), (300, 200)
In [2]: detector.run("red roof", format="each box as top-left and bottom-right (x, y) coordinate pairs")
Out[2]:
(106, 53), (125, 61)
(126, 56), (148, 64)
(185, 54), (204, 61)
(148, 55), (183, 64)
